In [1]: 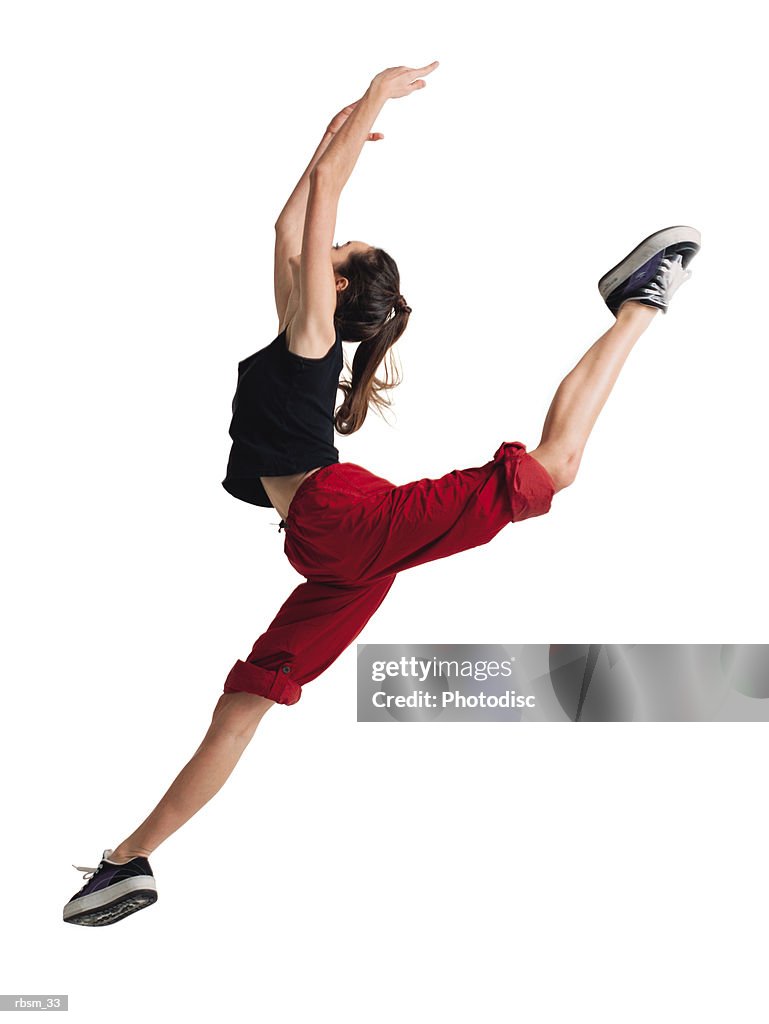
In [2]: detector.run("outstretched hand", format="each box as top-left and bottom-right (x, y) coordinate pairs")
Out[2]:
(326, 102), (384, 141)
(370, 62), (440, 99)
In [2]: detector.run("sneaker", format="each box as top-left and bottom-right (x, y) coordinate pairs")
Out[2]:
(63, 848), (157, 926)
(599, 225), (701, 315)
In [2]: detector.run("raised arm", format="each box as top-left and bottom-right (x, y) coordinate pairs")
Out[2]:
(274, 101), (385, 231)
(291, 63), (439, 353)
(274, 131), (334, 233)
(312, 63), (439, 195)
(273, 130), (334, 329)
(274, 104), (384, 328)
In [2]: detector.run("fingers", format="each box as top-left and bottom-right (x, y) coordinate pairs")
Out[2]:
(406, 61), (438, 81)
(373, 61), (438, 99)
(407, 61), (438, 90)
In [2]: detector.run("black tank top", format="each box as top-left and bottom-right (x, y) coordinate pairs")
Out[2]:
(222, 323), (343, 508)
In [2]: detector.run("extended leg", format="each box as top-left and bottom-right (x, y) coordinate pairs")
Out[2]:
(108, 573), (396, 862)
(108, 691), (275, 862)
(528, 302), (658, 491)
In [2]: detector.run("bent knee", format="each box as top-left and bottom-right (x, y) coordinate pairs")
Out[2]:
(211, 691), (275, 739)
(528, 447), (580, 493)
(552, 456), (579, 491)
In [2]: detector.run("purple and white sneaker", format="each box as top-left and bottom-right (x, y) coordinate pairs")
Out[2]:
(599, 225), (701, 316)
(63, 848), (157, 926)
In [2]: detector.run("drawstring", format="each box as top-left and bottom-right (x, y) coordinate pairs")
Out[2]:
(277, 519), (286, 533)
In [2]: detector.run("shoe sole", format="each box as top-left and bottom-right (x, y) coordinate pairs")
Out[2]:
(63, 876), (157, 926)
(598, 225), (702, 302)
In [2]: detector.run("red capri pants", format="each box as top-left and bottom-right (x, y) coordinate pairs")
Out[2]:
(223, 441), (555, 706)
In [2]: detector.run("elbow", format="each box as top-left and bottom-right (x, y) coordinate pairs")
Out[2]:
(310, 162), (336, 190)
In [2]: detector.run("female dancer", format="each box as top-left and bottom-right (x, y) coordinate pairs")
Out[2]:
(63, 61), (700, 925)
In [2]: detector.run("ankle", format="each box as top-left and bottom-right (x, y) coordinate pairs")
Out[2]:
(616, 300), (659, 326)
(109, 844), (153, 864)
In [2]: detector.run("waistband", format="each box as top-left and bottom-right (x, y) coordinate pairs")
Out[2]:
(282, 464), (340, 531)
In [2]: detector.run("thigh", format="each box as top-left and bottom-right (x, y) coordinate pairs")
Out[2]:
(223, 573), (397, 705)
(284, 462), (396, 584)
(360, 441), (555, 580)
(283, 444), (554, 586)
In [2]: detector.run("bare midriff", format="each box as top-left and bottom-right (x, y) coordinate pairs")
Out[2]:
(260, 467), (324, 523)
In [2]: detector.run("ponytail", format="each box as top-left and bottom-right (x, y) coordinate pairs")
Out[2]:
(332, 248), (412, 436)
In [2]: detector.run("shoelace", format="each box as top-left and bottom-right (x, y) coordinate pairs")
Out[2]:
(72, 862), (101, 881)
(640, 254), (691, 303)
(71, 848), (112, 886)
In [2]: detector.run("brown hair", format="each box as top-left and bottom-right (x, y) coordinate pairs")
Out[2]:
(333, 247), (411, 435)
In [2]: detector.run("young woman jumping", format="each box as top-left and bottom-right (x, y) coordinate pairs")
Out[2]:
(63, 61), (700, 925)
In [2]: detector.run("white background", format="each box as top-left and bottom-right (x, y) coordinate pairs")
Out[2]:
(2, 1), (767, 1021)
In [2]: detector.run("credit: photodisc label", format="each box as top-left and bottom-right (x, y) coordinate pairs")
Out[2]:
(356, 644), (769, 722)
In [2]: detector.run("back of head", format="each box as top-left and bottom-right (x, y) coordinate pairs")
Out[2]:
(334, 247), (412, 436)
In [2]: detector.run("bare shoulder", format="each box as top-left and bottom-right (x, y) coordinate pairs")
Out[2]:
(284, 316), (337, 361)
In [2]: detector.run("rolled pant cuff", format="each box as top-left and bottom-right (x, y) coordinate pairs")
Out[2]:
(493, 441), (555, 522)
(223, 659), (302, 705)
